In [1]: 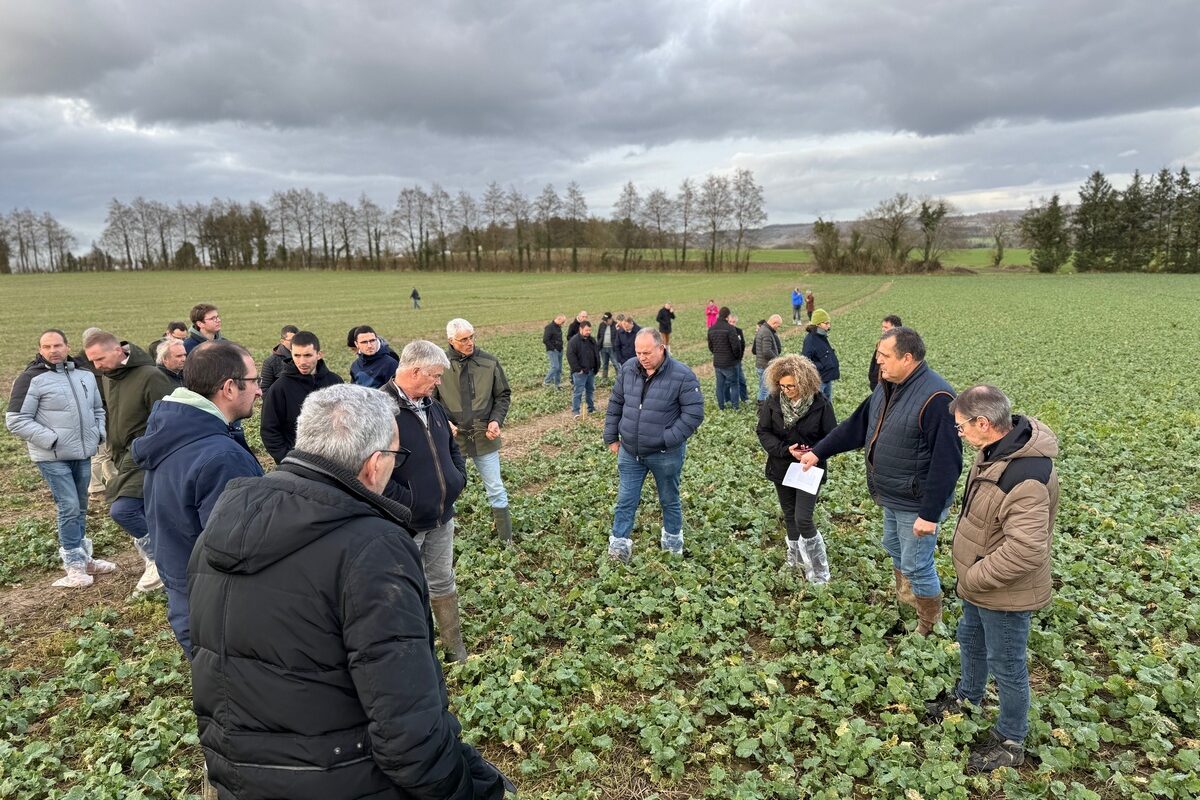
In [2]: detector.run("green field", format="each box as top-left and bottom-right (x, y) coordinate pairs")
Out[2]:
(622, 247), (1032, 267)
(1, 271), (1198, 799)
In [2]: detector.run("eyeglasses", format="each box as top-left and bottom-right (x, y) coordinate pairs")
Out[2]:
(377, 446), (411, 468)
(204, 315), (221, 322)
(453, 335), (475, 344)
(230, 374), (260, 389)
(778, 381), (799, 391)
(421, 370), (444, 383)
(954, 417), (980, 434)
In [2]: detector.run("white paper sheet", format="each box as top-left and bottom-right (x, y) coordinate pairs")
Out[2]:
(782, 463), (824, 495)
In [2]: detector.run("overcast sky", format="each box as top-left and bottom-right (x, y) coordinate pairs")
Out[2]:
(3, 0), (1199, 245)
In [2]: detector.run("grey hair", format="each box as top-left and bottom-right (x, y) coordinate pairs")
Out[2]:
(446, 318), (474, 339)
(398, 339), (450, 370)
(635, 328), (664, 347)
(949, 385), (1013, 432)
(82, 326), (102, 343)
(295, 384), (399, 473)
(768, 314), (782, 325)
(154, 337), (183, 365)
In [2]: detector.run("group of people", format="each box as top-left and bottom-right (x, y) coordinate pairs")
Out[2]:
(6, 291), (1060, 787)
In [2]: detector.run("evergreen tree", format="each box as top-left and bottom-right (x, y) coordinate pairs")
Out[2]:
(1147, 168), (1176, 271)
(1072, 171), (1118, 272)
(1019, 194), (1071, 274)
(1114, 171), (1152, 271)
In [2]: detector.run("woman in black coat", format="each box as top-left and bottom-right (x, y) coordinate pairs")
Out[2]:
(756, 354), (838, 583)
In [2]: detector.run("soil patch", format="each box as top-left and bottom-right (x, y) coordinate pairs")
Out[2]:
(0, 548), (143, 636)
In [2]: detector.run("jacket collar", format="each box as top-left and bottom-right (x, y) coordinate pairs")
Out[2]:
(280, 450), (412, 528)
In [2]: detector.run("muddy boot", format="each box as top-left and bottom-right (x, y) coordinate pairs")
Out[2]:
(786, 538), (802, 569)
(915, 595), (943, 636)
(800, 533), (830, 584)
(492, 506), (512, 546)
(894, 568), (917, 610)
(53, 547), (94, 588)
(430, 593), (469, 663)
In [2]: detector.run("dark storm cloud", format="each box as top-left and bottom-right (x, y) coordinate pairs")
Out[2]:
(4, 0), (1198, 142)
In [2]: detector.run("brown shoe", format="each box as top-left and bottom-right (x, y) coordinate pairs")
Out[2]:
(894, 568), (917, 609)
(914, 594), (943, 636)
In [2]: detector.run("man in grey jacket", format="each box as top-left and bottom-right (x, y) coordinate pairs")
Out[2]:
(6, 329), (116, 587)
(754, 315), (783, 402)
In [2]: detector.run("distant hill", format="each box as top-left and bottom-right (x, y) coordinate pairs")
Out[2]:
(750, 209), (1028, 249)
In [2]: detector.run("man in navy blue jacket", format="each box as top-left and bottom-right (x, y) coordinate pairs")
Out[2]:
(381, 340), (470, 662)
(799, 327), (961, 635)
(132, 341), (264, 655)
(350, 325), (401, 388)
(603, 329), (704, 562)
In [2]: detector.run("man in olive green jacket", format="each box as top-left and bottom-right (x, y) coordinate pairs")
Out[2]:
(85, 331), (178, 592)
(435, 318), (513, 544)
(926, 384), (1059, 774)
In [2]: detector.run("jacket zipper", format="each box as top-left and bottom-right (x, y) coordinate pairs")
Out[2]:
(64, 364), (89, 455)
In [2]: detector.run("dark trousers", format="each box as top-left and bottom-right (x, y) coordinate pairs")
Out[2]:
(774, 482), (819, 540)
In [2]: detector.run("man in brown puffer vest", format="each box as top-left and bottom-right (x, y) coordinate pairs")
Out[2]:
(925, 384), (1059, 774)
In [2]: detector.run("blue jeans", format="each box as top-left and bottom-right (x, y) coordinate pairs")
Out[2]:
(880, 504), (949, 597)
(572, 372), (596, 414)
(756, 367), (769, 402)
(735, 364), (748, 402)
(715, 366), (740, 410)
(611, 444), (686, 539)
(37, 459), (91, 552)
(956, 599), (1033, 743)
(820, 381), (833, 401)
(111, 496), (153, 557)
(544, 350), (562, 386)
(470, 450), (508, 509)
(600, 347), (615, 380)
(164, 577), (193, 657)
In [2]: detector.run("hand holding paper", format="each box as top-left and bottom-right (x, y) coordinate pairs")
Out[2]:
(783, 462), (824, 495)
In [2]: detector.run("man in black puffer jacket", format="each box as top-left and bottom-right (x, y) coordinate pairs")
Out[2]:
(259, 331), (344, 464)
(382, 340), (470, 663)
(189, 384), (510, 800)
(707, 306), (741, 410)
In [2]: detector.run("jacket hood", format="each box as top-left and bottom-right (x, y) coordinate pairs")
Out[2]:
(106, 342), (156, 380)
(203, 451), (411, 575)
(359, 342), (394, 363)
(271, 342), (292, 358)
(22, 354), (78, 374)
(131, 392), (235, 470)
(982, 415), (1059, 463)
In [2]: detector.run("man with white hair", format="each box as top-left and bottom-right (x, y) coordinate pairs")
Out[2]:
(382, 340), (469, 662)
(189, 384), (510, 799)
(154, 337), (187, 387)
(436, 319), (514, 545)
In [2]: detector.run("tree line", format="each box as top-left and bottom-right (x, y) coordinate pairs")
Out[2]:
(0, 209), (78, 274)
(809, 194), (960, 274)
(1019, 167), (1200, 273)
(0, 170), (767, 274)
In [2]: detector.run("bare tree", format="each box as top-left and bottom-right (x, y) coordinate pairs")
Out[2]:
(564, 182), (588, 271)
(506, 186), (531, 269)
(481, 182), (506, 266)
(394, 186), (431, 268)
(731, 168), (766, 271)
(640, 188), (676, 264)
(453, 190), (481, 270)
(0, 213), (11, 274)
(429, 184), (453, 269)
(698, 174), (734, 270)
(612, 181), (641, 270)
(101, 199), (136, 269)
(534, 183), (561, 270)
(861, 193), (917, 267)
(982, 212), (1013, 268)
(358, 193), (385, 267)
(676, 178), (696, 267)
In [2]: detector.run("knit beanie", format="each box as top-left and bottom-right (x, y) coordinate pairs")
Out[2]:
(810, 308), (831, 326)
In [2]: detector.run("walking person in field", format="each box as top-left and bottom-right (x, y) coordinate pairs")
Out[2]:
(6, 329), (116, 588)
(656, 302), (675, 348)
(802, 309), (840, 401)
(791, 287), (804, 325)
(704, 300), (719, 329)
(925, 385), (1059, 773)
(756, 354), (837, 582)
(805, 290), (815, 322)
(411, 287), (421, 309)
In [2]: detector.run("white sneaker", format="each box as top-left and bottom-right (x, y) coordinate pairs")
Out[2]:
(53, 566), (94, 588)
(87, 557), (118, 575)
(135, 561), (163, 593)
